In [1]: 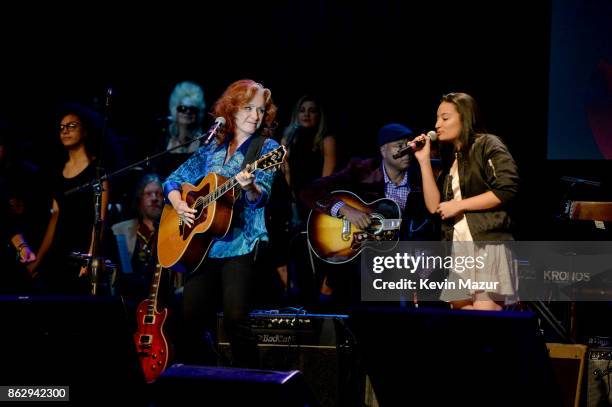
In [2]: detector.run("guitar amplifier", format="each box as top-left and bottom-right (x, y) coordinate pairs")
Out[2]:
(216, 311), (363, 407)
(217, 310), (349, 348)
(546, 343), (587, 407)
(586, 348), (612, 407)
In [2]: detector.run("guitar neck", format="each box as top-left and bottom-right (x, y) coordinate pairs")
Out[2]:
(200, 176), (240, 208)
(146, 265), (164, 314)
(196, 145), (287, 210)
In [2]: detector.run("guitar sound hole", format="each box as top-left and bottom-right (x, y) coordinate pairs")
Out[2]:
(365, 220), (383, 234)
(196, 207), (207, 222)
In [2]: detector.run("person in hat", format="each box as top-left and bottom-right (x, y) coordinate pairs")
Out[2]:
(300, 123), (438, 310)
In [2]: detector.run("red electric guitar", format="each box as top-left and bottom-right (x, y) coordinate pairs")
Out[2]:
(133, 263), (171, 383)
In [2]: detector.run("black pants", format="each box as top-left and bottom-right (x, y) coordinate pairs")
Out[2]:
(179, 250), (258, 367)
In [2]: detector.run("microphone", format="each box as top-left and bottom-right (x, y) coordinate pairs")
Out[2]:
(392, 131), (437, 159)
(105, 87), (113, 107)
(202, 117), (227, 145)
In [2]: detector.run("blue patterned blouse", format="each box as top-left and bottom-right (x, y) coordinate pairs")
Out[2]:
(163, 136), (279, 258)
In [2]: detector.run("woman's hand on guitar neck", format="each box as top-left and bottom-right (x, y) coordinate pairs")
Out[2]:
(338, 205), (371, 229)
(236, 169), (262, 202)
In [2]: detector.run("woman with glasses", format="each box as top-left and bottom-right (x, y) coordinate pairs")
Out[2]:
(27, 104), (109, 294)
(163, 79), (280, 367)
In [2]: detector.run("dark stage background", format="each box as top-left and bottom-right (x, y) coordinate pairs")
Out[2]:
(1, 1), (610, 240)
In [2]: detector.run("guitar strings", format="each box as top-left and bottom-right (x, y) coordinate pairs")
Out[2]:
(187, 149), (283, 213)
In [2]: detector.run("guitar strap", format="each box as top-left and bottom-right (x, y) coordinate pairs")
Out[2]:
(238, 134), (268, 262)
(241, 134), (266, 170)
(234, 134), (267, 202)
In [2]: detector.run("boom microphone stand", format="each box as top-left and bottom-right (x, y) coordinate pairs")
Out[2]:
(65, 108), (224, 295)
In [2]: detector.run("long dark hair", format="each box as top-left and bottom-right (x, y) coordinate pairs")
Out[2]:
(55, 103), (102, 161)
(438, 92), (487, 170)
(440, 92), (486, 154)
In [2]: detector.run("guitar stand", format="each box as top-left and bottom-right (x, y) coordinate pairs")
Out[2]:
(528, 300), (574, 344)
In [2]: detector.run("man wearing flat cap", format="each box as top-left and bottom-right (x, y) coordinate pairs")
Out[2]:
(300, 123), (439, 309)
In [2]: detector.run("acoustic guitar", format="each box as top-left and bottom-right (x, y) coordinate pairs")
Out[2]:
(157, 145), (286, 272)
(134, 263), (170, 383)
(307, 190), (402, 264)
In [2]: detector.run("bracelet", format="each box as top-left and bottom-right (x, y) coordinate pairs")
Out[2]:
(17, 243), (29, 250)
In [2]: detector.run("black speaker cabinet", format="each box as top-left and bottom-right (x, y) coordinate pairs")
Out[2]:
(0, 295), (146, 405)
(217, 312), (364, 407)
(153, 364), (311, 406)
(586, 348), (612, 407)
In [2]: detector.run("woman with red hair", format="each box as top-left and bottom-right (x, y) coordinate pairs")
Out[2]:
(164, 79), (279, 366)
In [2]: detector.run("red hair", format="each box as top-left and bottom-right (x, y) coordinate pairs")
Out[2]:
(212, 79), (277, 144)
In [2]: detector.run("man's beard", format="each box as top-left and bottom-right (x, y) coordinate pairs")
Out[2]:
(143, 206), (162, 221)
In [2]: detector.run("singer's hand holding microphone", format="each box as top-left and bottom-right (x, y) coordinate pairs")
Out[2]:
(393, 131), (437, 162)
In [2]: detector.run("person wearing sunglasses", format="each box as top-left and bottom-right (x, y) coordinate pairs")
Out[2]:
(152, 81), (207, 179)
(166, 81), (206, 154)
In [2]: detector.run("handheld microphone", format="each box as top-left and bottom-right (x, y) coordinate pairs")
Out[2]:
(392, 131), (437, 159)
(203, 117), (227, 145)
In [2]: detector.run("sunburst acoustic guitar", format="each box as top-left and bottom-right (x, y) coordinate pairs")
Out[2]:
(307, 190), (402, 264)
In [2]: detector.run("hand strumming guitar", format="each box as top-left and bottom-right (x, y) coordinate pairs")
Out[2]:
(167, 190), (197, 227)
(338, 204), (372, 229)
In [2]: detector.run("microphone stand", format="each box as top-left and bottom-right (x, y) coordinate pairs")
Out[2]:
(66, 125), (216, 196)
(65, 117), (219, 295)
(87, 88), (113, 295)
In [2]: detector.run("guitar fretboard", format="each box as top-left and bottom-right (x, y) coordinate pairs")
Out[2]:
(187, 145), (285, 214)
(197, 176), (241, 210)
(146, 265), (163, 316)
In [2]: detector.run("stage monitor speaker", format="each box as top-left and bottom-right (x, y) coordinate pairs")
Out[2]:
(0, 295), (146, 405)
(217, 312), (364, 407)
(152, 364), (312, 406)
(586, 347), (612, 407)
(350, 306), (562, 407)
(546, 343), (587, 407)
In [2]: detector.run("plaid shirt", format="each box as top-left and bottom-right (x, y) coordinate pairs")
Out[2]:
(382, 164), (410, 211)
(330, 164), (410, 216)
